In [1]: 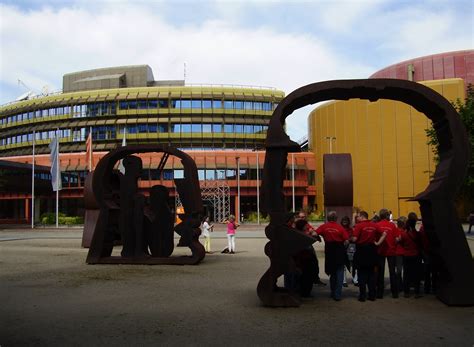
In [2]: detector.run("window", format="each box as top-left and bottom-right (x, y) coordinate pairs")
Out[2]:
(224, 100), (233, 109)
(163, 170), (173, 180)
(119, 101), (128, 109)
(216, 169), (225, 180)
(202, 100), (212, 109)
(226, 169), (236, 179)
(213, 100), (222, 109)
(138, 124), (147, 133)
(262, 102), (271, 111)
(191, 100), (201, 109)
(244, 101), (253, 110)
(235, 124), (243, 133)
(181, 124), (192, 132)
(159, 99), (169, 108)
(234, 101), (243, 109)
(128, 100), (137, 109)
(224, 124), (233, 133)
(138, 100), (148, 109)
(148, 100), (158, 108)
(212, 124), (222, 133)
(191, 124), (201, 132)
(173, 124), (181, 133)
(180, 100), (192, 109)
(148, 124), (157, 133)
(244, 125), (253, 134)
(198, 169), (205, 181)
(254, 102), (262, 110)
(202, 124), (212, 133)
(205, 169), (215, 180)
(128, 125), (138, 134)
(174, 170), (184, 179)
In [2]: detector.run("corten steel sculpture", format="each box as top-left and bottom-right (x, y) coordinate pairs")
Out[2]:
(258, 79), (474, 307)
(81, 172), (100, 248)
(323, 153), (353, 220)
(86, 145), (205, 265)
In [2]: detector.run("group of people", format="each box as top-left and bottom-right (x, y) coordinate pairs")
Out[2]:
(200, 215), (239, 254)
(285, 208), (436, 302)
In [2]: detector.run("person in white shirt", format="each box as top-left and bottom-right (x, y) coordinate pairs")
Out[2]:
(201, 216), (214, 253)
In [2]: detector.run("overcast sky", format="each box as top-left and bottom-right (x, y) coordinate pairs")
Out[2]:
(0, 0), (472, 140)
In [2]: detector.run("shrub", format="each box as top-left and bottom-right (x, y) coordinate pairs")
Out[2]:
(245, 212), (270, 223)
(308, 211), (324, 221)
(40, 212), (83, 225)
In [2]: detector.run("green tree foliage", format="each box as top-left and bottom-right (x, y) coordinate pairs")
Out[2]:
(425, 84), (474, 209)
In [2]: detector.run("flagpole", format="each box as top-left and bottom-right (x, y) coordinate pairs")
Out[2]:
(31, 131), (35, 229)
(56, 128), (59, 229)
(89, 126), (92, 172)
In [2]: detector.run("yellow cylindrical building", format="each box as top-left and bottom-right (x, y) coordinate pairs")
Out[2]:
(308, 78), (466, 218)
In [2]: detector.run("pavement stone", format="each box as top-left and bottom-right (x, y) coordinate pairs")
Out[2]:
(0, 228), (473, 346)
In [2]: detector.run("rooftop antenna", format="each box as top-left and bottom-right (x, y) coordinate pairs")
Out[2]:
(18, 79), (31, 91)
(16, 79), (36, 101)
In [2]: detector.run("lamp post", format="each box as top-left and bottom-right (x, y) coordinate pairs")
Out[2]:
(291, 152), (295, 212)
(236, 156), (240, 224)
(325, 136), (336, 154)
(252, 148), (260, 225)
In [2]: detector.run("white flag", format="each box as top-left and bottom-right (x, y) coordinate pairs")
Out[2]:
(49, 135), (62, 191)
(118, 128), (127, 174)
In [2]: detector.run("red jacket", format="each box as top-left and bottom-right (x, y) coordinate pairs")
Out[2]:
(376, 220), (400, 256)
(315, 221), (349, 243)
(353, 220), (378, 245)
(399, 230), (420, 257)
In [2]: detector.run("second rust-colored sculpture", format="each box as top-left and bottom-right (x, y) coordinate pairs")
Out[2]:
(258, 79), (474, 307)
(323, 153), (353, 221)
(86, 145), (205, 265)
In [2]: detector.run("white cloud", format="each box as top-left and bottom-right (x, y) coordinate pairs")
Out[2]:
(0, 3), (373, 140)
(0, 1), (472, 140)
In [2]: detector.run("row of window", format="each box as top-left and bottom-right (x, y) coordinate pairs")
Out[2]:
(119, 99), (274, 111)
(1, 99), (276, 125)
(33, 168), (304, 188)
(0, 123), (269, 145)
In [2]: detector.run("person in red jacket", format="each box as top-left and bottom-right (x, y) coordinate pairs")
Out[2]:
(375, 208), (401, 298)
(395, 216), (407, 291)
(352, 211), (379, 301)
(315, 211), (349, 301)
(398, 212), (422, 298)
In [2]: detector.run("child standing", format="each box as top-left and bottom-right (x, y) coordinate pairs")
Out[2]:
(227, 215), (239, 254)
(201, 216), (214, 253)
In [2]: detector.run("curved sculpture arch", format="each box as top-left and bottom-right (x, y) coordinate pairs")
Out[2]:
(258, 79), (474, 306)
(86, 144), (205, 265)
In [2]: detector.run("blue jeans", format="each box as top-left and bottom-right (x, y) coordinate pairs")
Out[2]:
(330, 265), (345, 300)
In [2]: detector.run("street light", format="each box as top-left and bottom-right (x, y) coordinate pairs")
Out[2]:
(291, 152), (295, 212)
(325, 136), (336, 154)
(252, 148), (260, 225)
(236, 156), (240, 224)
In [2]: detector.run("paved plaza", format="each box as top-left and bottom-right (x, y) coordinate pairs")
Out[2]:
(1, 226), (474, 346)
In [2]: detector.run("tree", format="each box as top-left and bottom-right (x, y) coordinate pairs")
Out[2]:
(425, 84), (474, 216)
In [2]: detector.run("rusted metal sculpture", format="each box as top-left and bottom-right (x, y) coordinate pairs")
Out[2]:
(86, 145), (205, 265)
(258, 79), (474, 306)
(82, 172), (100, 248)
(323, 153), (353, 220)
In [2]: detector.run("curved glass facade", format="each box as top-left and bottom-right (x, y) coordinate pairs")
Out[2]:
(0, 86), (283, 156)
